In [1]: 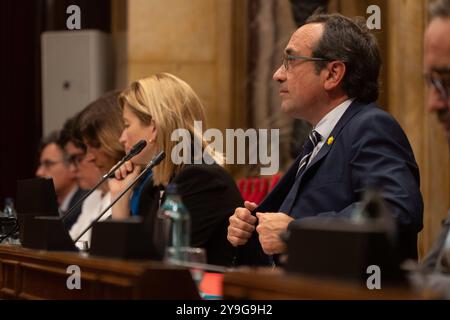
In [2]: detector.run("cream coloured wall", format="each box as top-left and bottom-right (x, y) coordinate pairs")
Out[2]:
(125, 0), (234, 133)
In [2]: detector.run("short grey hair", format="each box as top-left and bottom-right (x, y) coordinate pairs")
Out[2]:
(429, 0), (450, 20)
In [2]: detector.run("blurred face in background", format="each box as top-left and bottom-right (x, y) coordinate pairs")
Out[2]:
(65, 141), (101, 189)
(424, 17), (450, 140)
(119, 104), (157, 166)
(84, 142), (117, 176)
(36, 143), (77, 200)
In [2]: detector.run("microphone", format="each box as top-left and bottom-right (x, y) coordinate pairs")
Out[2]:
(61, 139), (147, 223)
(73, 151), (166, 243)
(104, 139), (147, 179)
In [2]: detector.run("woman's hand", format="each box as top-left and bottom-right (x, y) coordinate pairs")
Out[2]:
(108, 161), (141, 194)
(108, 160), (142, 219)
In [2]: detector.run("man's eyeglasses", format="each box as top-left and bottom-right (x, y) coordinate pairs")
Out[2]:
(424, 70), (450, 101)
(38, 160), (64, 169)
(282, 54), (329, 71)
(67, 153), (86, 167)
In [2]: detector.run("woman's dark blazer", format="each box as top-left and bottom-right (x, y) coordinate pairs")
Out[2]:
(137, 163), (243, 266)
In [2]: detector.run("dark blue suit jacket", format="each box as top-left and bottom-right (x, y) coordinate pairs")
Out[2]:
(238, 100), (423, 265)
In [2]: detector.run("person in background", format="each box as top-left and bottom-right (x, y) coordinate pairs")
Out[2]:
(110, 73), (243, 266)
(59, 115), (102, 192)
(68, 91), (125, 244)
(36, 131), (87, 229)
(227, 13), (423, 266)
(411, 0), (450, 298)
(58, 114), (103, 236)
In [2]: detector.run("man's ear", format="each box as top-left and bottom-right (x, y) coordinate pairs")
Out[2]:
(323, 61), (346, 91)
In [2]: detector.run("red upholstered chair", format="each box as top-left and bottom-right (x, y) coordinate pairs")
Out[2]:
(237, 178), (251, 201)
(251, 177), (268, 204)
(237, 173), (282, 205)
(269, 173), (281, 191)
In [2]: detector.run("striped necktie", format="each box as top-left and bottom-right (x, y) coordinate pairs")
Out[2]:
(296, 130), (322, 177)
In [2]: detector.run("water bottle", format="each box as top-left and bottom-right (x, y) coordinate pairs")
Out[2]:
(156, 183), (191, 262)
(0, 201), (7, 241)
(1, 198), (18, 244)
(3, 198), (16, 218)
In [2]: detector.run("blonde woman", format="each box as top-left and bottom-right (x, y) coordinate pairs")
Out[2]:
(110, 73), (242, 266)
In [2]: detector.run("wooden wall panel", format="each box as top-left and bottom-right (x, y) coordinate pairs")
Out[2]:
(125, 0), (236, 133)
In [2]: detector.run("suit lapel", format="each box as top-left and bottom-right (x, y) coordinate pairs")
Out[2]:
(256, 154), (301, 212)
(285, 101), (368, 213)
(300, 100), (367, 179)
(257, 101), (369, 214)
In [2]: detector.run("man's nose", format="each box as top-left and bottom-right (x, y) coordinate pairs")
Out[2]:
(36, 166), (45, 177)
(69, 162), (78, 174)
(273, 66), (286, 82)
(427, 88), (448, 113)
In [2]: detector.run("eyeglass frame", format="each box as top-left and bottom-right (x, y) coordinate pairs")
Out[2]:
(37, 159), (65, 169)
(424, 69), (450, 101)
(67, 152), (86, 167)
(282, 54), (330, 71)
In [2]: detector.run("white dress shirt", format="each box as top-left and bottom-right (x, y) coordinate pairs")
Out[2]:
(308, 98), (355, 165)
(69, 190), (112, 246)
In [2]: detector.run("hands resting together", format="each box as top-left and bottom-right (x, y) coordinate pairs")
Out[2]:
(227, 201), (294, 255)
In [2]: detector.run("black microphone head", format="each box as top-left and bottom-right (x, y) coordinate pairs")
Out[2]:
(151, 151), (165, 166)
(126, 140), (147, 160)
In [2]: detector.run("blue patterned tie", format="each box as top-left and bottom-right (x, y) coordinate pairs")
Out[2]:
(278, 130), (322, 214)
(296, 130), (322, 177)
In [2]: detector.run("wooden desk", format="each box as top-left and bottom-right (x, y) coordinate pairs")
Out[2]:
(223, 268), (430, 300)
(0, 244), (200, 299)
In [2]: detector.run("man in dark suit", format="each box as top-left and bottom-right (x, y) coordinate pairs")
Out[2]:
(58, 120), (90, 230)
(36, 131), (87, 229)
(227, 13), (423, 265)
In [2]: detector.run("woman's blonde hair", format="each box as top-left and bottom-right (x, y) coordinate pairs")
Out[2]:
(119, 73), (223, 185)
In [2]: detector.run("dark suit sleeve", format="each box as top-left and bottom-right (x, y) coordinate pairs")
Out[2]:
(173, 165), (243, 266)
(321, 111), (422, 229)
(419, 211), (450, 272)
(306, 111), (423, 260)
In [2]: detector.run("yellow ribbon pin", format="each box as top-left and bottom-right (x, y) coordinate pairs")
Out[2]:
(327, 136), (334, 145)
